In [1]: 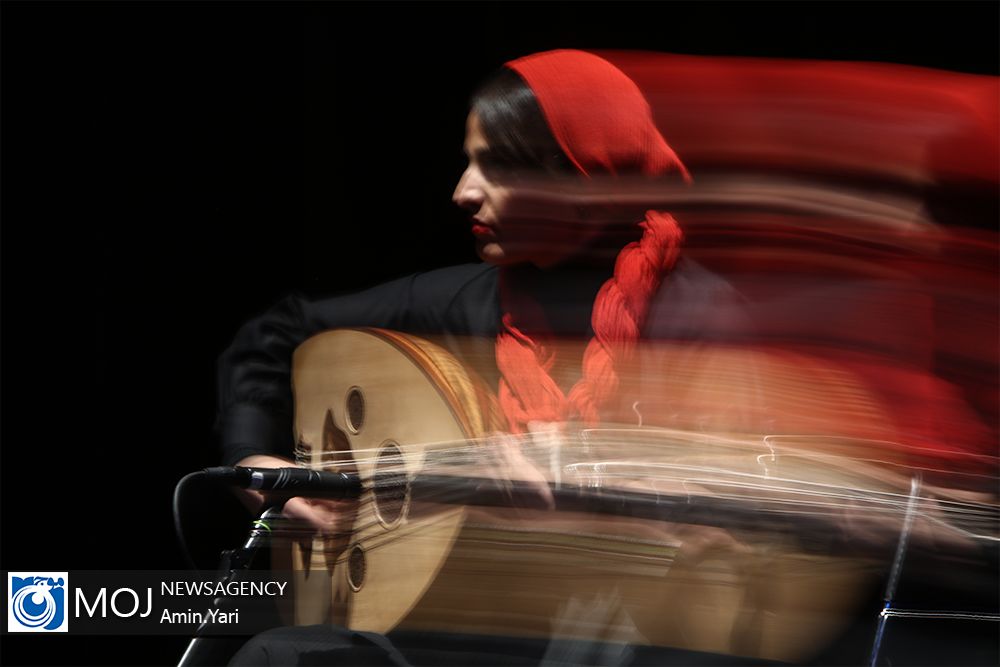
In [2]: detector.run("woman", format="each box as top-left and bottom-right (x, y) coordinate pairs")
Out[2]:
(217, 48), (756, 667)
(218, 49), (745, 532)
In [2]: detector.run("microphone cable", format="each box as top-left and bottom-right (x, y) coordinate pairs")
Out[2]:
(172, 470), (207, 571)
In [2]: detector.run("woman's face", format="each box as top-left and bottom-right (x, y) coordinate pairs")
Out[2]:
(453, 112), (587, 267)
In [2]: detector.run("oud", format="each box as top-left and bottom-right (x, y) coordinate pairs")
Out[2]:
(270, 328), (994, 663)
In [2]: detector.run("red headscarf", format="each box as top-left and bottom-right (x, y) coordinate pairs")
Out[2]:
(496, 50), (690, 432)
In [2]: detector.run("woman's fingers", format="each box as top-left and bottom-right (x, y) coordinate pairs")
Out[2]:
(282, 496), (357, 537)
(489, 431), (556, 510)
(230, 454), (298, 513)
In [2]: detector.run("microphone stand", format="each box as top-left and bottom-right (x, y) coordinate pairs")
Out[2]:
(867, 474), (922, 666)
(176, 503), (285, 667)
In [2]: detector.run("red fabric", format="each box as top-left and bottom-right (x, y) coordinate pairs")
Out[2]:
(491, 51), (997, 465)
(601, 51), (999, 185)
(496, 50), (688, 432)
(506, 50), (691, 180)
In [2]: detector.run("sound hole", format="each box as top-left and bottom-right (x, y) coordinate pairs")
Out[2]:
(347, 545), (366, 591)
(345, 387), (365, 433)
(374, 442), (408, 527)
(322, 409), (355, 467)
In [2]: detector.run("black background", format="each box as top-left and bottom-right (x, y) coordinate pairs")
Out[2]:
(2, 2), (997, 665)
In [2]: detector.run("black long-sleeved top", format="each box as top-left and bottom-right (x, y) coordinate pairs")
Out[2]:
(216, 259), (748, 466)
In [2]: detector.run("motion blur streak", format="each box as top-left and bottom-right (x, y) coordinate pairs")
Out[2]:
(604, 51), (998, 185)
(561, 52), (998, 468)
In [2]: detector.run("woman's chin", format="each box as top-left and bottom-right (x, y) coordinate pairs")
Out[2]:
(476, 240), (516, 266)
(476, 239), (560, 267)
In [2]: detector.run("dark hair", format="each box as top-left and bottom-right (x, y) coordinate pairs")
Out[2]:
(471, 68), (573, 175)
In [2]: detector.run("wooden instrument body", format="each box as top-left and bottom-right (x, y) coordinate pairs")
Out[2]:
(285, 329), (501, 632)
(283, 328), (910, 662)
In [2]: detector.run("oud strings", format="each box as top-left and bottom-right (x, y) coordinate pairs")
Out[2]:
(280, 427), (998, 543)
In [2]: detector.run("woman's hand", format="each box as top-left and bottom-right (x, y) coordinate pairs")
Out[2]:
(487, 423), (559, 511)
(233, 455), (357, 537)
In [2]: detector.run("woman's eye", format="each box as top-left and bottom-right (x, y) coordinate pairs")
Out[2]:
(480, 157), (513, 177)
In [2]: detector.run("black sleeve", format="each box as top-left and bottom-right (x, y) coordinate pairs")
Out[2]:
(215, 264), (498, 465)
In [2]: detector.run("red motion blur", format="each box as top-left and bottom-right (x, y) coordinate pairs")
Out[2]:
(602, 52), (998, 465)
(604, 51), (999, 185)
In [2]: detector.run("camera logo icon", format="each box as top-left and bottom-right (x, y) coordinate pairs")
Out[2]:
(8, 572), (68, 632)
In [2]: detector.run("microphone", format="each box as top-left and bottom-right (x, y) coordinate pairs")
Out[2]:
(204, 466), (362, 500)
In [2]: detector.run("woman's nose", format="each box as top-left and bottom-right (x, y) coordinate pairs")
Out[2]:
(452, 167), (483, 210)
